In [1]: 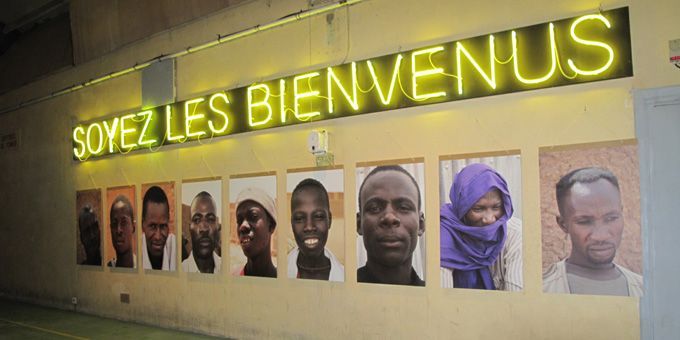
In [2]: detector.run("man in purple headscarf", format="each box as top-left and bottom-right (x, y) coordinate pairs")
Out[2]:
(440, 163), (523, 291)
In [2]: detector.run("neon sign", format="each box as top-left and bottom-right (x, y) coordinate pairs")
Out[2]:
(73, 7), (632, 160)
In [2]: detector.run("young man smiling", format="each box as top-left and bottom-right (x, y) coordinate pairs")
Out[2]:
(287, 178), (344, 281)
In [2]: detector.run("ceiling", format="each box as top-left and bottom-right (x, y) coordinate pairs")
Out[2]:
(0, 0), (68, 32)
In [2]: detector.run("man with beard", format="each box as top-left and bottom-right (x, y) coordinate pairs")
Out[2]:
(357, 165), (425, 286)
(543, 167), (642, 296)
(142, 185), (176, 271)
(108, 195), (136, 268)
(287, 178), (344, 281)
(78, 204), (102, 266)
(182, 191), (221, 273)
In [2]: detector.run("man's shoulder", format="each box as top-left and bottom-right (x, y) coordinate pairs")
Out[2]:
(503, 217), (523, 251)
(542, 260), (570, 293)
(357, 266), (425, 286)
(181, 252), (194, 271)
(231, 265), (245, 276)
(410, 268), (426, 286)
(287, 247), (300, 260)
(182, 251), (194, 262)
(615, 263), (641, 276)
(357, 266), (370, 282)
(542, 260), (567, 284)
(615, 263), (643, 284)
(616, 264), (643, 297)
(507, 216), (523, 233)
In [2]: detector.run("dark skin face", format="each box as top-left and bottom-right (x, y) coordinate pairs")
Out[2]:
(143, 202), (170, 260)
(190, 196), (219, 260)
(357, 170), (424, 270)
(110, 201), (135, 257)
(291, 187), (331, 259)
(464, 189), (504, 227)
(236, 200), (273, 260)
(557, 179), (624, 269)
(79, 207), (101, 260)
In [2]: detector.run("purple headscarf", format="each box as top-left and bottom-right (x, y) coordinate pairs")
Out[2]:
(440, 163), (513, 290)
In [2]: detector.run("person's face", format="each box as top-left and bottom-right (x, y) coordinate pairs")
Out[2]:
(236, 200), (273, 259)
(110, 201), (134, 255)
(291, 187), (331, 258)
(464, 189), (504, 227)
(557, 179), (624, 269)
(143, 202), (170, 259)
(190, 196), (219, 259)
(79, 210), (101, 256)
(357, 170), (424, 268)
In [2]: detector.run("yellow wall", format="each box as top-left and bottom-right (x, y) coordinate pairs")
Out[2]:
(1, 0), (678, 338)
(69, 0), (247, 64)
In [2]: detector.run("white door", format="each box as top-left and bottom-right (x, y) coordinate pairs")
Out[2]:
(635, 85), (680, 340)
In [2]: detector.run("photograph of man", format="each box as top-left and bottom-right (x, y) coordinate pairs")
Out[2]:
(543, 167), (642, 296)
(107, 192), (136, 268)
(356, 164), (425, 286)
(439, 162), (523, 291)
(76, 189), (102, 266)
(232, 186), (277, 277)
(181, 188), (221, 274)
(141, 184), (177, 271)
(288, 177), (344, 281)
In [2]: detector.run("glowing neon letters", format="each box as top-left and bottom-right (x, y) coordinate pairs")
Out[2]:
(208, 93), (230, 134)
(72, 7), (631, 160)
(567, 14), (615, 76)
(411, 46), (447, 100)
(294, 72), (321, 121)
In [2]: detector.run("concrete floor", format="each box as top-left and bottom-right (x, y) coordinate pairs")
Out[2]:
(0, 299), (221, 339)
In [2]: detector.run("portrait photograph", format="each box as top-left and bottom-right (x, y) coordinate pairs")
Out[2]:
(540, 141), (642, 296)
(181, 179), (222, 274)
(141, 182), (177, 272)
(106, 186), (137, 269)
(355, 161), (426, 286)
(286, 168), (345, 282)
(76, 189), (103, 267)
(229, 174), (278, 278)
(439, 154), (523, 291)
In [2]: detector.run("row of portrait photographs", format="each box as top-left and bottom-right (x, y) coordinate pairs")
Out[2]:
(75, 141), (642, 296)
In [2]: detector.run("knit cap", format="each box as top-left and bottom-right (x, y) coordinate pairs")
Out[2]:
(235, 187), (277, 226)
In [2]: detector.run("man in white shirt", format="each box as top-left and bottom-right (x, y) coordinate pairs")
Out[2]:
(142, 185), (176, 271)
(287, 178), (343, 281)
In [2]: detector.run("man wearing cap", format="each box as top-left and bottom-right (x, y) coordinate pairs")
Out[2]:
(234, 187), (277, 277)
